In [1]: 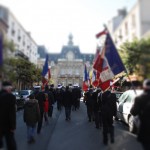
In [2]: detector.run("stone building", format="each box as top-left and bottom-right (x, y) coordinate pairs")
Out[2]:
(38, 34), (95, 87)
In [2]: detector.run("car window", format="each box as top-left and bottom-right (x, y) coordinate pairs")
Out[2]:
(118, 92), (128, 103)
(126, 94), (132, 103)
(20, 90), (29, 95)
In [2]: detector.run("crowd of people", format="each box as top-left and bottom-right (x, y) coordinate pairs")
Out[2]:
(84, 85), (117, 145)
(0, 82), (82, 150)
(0, 79), (150, 150)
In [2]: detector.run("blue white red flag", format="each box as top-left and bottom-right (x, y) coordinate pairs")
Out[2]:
(42, 54), (49, 76)
(91, 70), (99, 87)
(82, 64), (89, 91)
(0, 34), (3, 66)
(93, 30), (126, 91)
(104, 33), (126, 76)
(41, 54), (49, 89)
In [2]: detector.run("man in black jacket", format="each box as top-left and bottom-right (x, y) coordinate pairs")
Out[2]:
(130, 79), (150, 150)
(0, 81), (17, 150)
(100, 90), (117, 145)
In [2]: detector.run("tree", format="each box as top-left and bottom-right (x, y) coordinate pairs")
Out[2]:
(5, 57), (42, 90)
(119, 38), (150, 79)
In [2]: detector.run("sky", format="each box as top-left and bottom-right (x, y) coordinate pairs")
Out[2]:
(0, 0), (137, 54)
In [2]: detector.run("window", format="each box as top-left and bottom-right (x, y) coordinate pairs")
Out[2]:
(132, 14), (136, 29)
(125, 22), (128, 35)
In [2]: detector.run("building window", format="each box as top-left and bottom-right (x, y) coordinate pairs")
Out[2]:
(17, 29), (21, 42)
(118, 29), (122, 40)
(125, 22), (128, 36)
(132, 14), (136, 29)
(11, 29), (15, 36)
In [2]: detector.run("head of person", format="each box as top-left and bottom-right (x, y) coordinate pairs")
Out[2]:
(2, 81), (13, 93)
(45, 85), (49, 91)
(143, 79), (150, 91)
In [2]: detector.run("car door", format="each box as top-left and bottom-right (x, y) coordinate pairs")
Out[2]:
(121, 94), (132, 124)
(117, 92), (129, 121)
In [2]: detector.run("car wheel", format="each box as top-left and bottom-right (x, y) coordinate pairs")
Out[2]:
(128, 115), (136, 133)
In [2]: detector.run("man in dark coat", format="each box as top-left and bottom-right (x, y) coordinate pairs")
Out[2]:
(84, 86), (94, 122)
(63, 86), (73, 121)
(130, 79), (150, 150)
(92, 88), (102, 129)
(0, 81), (17, 150)
(100, 90), (117, 145)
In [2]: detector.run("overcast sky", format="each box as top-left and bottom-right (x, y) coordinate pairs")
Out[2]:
(1, 0), (137, 54)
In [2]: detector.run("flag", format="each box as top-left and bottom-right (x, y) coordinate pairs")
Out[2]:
(82, 64), (89, 91)
(96, 28), (107, 38)
(83, 64), (88, 82)
(93, 47), (100, 64)
(42, 54), (49, 76)
(99, 80), (111, 91)
(105, 33), (126, 76)
(41, 54), (49, 89)
(0, 34), (3, 66)
(93, 30), (126, 91)
(91, 70), (99, 87)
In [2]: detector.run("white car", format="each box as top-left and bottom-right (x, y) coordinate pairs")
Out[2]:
(117, 89), (143, 133)
(19, 90), (33, 101)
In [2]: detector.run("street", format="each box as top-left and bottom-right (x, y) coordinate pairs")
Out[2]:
(12, 101), (143, 150)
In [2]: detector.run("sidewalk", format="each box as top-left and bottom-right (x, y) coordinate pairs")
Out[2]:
(15, 103), (61, 150)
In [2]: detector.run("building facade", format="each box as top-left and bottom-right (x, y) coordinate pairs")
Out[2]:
(38, 34), (95, 87)
(0, 5), (38, 65)
(107, 0), (150, 48)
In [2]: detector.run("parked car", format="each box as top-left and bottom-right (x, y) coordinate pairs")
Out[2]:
(116, 89), (143, 133)
(19, 90), (33, 101)
(111, 91), (123, 102)
(12, 91), (25, 110)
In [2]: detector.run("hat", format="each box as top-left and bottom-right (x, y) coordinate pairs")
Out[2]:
(2, 81), (12, 87)
(2, 81), (12, 89)
(143, 79), (150, 90)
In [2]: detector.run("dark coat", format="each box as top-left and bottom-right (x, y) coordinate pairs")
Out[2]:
(63, 88), (73, 107)
(84, 89), (94, 106)
(0, 89), (16, 131)
(23, 99), (40, 126)
(44, 90), (54, 106)
(35, 91), (45, 112)
(130, 90), (150, 143)
(101, 91), (117, 126)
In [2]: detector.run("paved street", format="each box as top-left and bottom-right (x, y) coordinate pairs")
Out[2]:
(12, 101), (143, 150)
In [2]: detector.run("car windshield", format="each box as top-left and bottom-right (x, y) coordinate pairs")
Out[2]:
(20, 90), (29, 95)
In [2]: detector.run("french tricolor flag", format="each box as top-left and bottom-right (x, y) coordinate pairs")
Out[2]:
(93, 31), (126, 91)
(41, 54), (51, 90)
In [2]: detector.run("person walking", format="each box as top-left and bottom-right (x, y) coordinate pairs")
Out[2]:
(130, 79), (150, 150)
(55, 85), (63, 111)
(43, 93), (49, 124)
(23, 94), (40, 144)
(100, 90), (117, 145)
(0, 81), (17, 150)
(34, 89), (45, 134)
(63, 86), (73, 121)
(84, 85), (95, 122)
(44, 85), (54, 117)
(93, 88), (102, 129)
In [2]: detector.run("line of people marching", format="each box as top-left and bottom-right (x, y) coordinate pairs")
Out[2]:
(84, 85), (117, 146)
(0, 82), (82, 150)
(24, 84), (82, 144)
